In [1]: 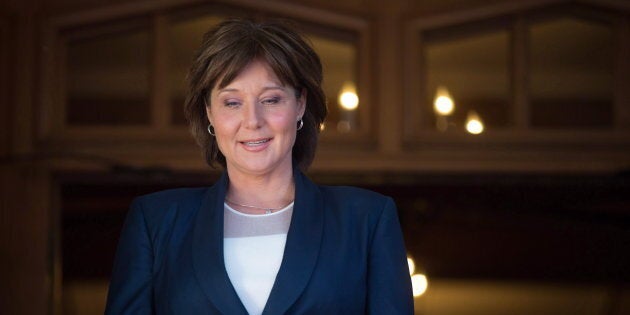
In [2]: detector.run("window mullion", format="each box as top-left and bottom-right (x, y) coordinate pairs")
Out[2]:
(151, 13), (169, 129)
(511, 15), (529, 130)
(614, 16), (630, 129)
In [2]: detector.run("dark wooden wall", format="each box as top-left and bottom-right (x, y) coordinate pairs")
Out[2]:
(1, 0), (629, 314)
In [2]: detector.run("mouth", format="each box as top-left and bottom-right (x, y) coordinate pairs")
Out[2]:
(240, 138), (272, 147)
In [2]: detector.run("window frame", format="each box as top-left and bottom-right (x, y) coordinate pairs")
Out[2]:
(403, 0), (630, 149)
(39, 0), (372, 151)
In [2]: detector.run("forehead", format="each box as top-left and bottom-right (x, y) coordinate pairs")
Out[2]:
(212, 53), (294, 92)
(220, 60), (282, 88)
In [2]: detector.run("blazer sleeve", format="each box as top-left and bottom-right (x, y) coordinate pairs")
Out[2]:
(367, 198), (414, 315)
(105, 198), (155, 314)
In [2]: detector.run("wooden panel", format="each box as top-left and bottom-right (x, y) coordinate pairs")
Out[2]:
(372, 0), (404, 154)
(12, 10), (36, 154)
(0, 14), (12, 157)
(0, 165), (54, 315)
(56, 170), (630, 283)
(511, 16), (530, 129)
(614, 16), (630, 129)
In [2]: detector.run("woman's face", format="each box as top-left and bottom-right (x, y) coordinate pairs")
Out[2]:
(207, 59), (306, 178)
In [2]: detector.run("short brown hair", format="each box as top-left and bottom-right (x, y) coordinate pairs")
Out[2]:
(184, 18), (327, 171)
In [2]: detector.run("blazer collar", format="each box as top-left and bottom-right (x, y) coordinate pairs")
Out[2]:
(262, 169), (324, 315)
(192, 168), (324, 315)
(192, 172), (248, 315)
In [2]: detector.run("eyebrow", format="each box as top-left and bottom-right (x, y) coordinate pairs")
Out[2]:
(216, 85), (288, 94)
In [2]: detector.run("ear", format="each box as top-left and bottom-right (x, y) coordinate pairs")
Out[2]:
(297, 88), (307, 118)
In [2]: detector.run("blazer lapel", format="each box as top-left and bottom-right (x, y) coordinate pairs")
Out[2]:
(192, 172), (249, 315)
(262, 170), (325, 315)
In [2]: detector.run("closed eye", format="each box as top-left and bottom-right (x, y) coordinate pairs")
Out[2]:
(261, 97), (281, 105)
(224, 100), (240, 107)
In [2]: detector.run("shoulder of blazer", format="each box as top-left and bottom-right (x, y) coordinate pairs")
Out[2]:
(130, 187), (208, 229)
(134, 187), (208, 208)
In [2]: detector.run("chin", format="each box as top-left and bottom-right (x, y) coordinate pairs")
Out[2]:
(236, 156), (292, 176)
(234, 160), (276, 174)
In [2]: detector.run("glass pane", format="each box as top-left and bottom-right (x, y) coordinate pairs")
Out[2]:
(169, 15), (225, 125)
(309, 35), (357, 134)
(425, 30), (510, 133)
(530, 18), (614, 128)
(66, 27), (150, 125)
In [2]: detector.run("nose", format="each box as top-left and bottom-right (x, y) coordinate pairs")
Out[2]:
(242, 100), (262, 129)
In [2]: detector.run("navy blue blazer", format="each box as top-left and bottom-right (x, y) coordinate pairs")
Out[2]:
(105, 169), (413, 314)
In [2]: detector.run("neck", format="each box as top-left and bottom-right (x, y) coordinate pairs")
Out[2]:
(225, 166), (295, 215)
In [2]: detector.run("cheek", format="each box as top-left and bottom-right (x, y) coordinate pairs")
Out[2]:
(214, 122), (237, 140)
(210, 110), (238, 132)
(269, 111), (298, 130)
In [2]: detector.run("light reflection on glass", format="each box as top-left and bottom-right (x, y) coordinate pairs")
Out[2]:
(407, 255), (428, 297)
(466, 110), (484, 134)
(433, 86), (454, 116)
(309, 35), (357, 132)
(412, 274), (429, 297)
(338, 81), (359, 111)
(407, 257), (416, 275)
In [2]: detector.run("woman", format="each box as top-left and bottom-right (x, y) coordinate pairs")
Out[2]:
(105, 19), (413, 314)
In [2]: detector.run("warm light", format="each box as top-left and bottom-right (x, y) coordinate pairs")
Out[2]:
(465, 110), (484, 135)
(337, 120), (351, 133)
(408, 255), (428, 297)
(340, 92), (359, 110)
(407, 257), (415, 275)
(320, 123), (326, 131)
(338, 82), (359, 111)
(433, 86), (454, 116)
(411, 274), (428, 297)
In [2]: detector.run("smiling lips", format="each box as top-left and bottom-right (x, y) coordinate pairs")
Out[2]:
(240, 138), (272, 151)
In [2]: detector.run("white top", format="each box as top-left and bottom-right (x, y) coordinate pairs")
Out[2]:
(223, 202), (293, 315)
